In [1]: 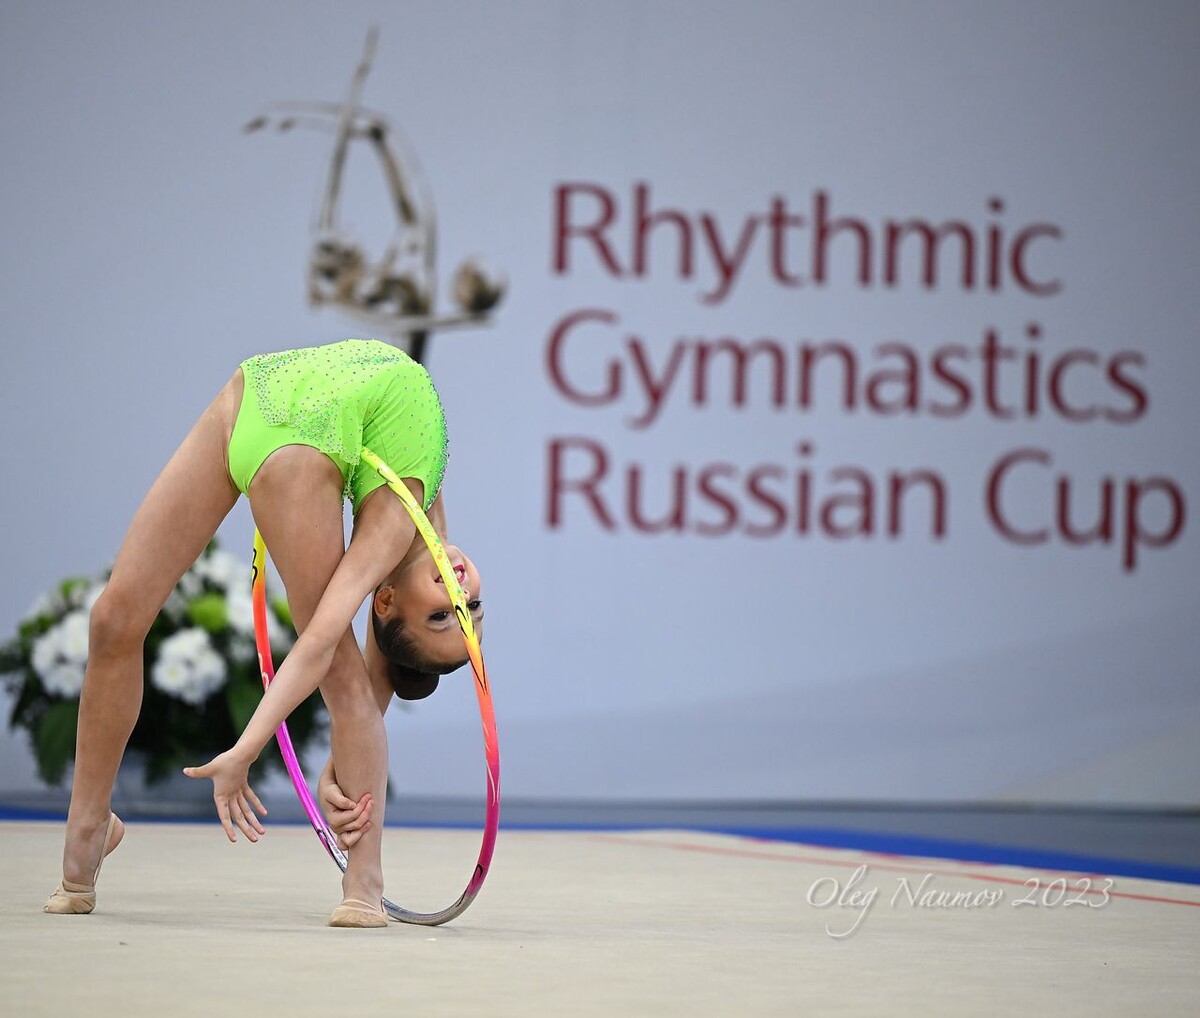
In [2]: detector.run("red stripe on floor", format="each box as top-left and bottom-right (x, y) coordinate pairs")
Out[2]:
(586, 834), (1200, 909)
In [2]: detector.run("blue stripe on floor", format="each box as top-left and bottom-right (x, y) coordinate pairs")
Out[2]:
(706, 825), (1200, 886)
(3, 808), (1195, 886)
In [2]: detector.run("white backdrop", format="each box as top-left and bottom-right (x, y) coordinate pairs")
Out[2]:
(1, 0), (1197, 805)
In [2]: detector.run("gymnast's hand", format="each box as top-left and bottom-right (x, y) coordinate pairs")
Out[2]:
(318, 765), (374, 850)
(183, 750), (268, 844)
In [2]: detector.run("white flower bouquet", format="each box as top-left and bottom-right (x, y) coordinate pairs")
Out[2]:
(1, 541), (327, 786)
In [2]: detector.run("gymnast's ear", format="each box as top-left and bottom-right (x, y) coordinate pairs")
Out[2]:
(373, 583), (395, 618)
(388, 663), (439, 701)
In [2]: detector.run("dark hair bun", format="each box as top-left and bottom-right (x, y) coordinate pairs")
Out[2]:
(389, 665), (440, 701)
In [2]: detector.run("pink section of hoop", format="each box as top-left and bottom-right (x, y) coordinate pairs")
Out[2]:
(250, 528), (500, 924)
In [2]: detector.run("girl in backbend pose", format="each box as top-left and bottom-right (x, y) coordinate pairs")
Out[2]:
(45, 338), (484, 927)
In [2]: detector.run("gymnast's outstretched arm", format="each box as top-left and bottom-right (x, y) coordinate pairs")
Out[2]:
(185, 491), (414, 842)
(317, 490), (451, 845)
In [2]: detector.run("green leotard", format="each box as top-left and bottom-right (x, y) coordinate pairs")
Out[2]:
(227, 339), (448, 512)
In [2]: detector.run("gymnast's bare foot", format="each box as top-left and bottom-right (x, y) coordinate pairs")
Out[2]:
(45, 812), (125, 914)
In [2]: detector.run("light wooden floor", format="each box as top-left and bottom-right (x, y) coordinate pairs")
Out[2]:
(3, 822), (1196, 1016)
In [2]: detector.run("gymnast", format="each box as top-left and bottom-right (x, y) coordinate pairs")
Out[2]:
(45, 338), (484, 927)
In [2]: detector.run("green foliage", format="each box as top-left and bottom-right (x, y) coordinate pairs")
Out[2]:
(0, 638), (23, 676)
(187, 593), (228, 633)
(271, 596), (293, 628)
(225, 673), (263, 733)
(3, 540), (326, 788)
(34, 701), (78, 786)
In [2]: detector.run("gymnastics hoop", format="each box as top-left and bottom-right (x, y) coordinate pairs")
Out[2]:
(249, 444), (500, 926)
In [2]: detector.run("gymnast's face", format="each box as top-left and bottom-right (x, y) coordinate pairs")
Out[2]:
(374, 542), (485, 668)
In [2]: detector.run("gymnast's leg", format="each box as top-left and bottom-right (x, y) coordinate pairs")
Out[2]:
(54, 374), (243, 901)
(248, 449), (387, 916)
